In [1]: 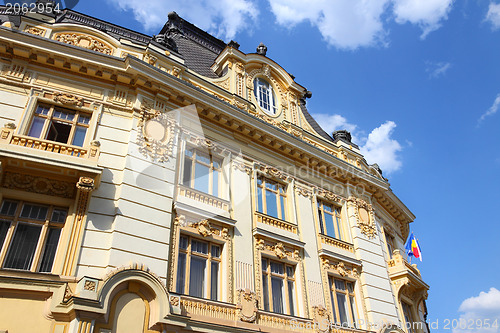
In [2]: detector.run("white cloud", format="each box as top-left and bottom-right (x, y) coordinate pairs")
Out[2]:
(269, 0), (390, 50)
(392, 0), (454, 38)
(453, 288), (500, 333)
(485, 3), (500, 30)
(314, 114), (403, 174)
(360, 121), (402, 174)
(426, 61), (452, 78)
(106, 0), (258, 40)
(478, 94), (500, 125)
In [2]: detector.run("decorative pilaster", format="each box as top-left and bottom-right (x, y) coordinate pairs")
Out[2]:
(61, 177), (95, 276)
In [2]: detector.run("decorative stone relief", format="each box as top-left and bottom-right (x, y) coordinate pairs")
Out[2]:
(3, 172), (76, 198)
(84, 280), (97, 292)
(143, 53), (158, 66)
(316, 188), (344, 203)
(256, 163), (290, 182)
(348, 196), (377, 239)
(54, 33), (113, 55)
(321, 258), (360, 279)
(214, 76), (230, 90)
(312, 305), (330, 333)
(53, 92), (84, 107)
(232, 161), (252, 174)
(237, 289), (258, 323)
(76, 177), (95, 192)
(295, 185), (312, 198)
(63, 284), (74, 303)
(24, 25), (46, 36)
(189, 219), (212, 237)
(136, 103), (176, 163)
(255, 237), (301, 261)
(170, 295), (180, 306)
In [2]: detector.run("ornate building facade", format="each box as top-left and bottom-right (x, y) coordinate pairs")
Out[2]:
(0, 4), (429, 333)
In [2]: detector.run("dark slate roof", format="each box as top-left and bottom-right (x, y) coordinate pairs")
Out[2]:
(299, 103), (334, 142)
(158, 13), (226, 79)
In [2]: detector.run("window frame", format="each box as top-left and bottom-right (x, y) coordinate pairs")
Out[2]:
(175, 234), (223, 301)
(0, 199), (68, 273)
(256, 175), (287, 221)
(26, 103), (92, 147)
(384, 231), (396, 259)
(253, 77), (278, 115)
(328, 276), (359, 328)
(317, 200), (344, 241)
(182, 147), (223, 198)
(261, 257), (297, 316)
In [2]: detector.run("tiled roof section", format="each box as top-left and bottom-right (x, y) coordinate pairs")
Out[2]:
(159, 12), (226, 78)
(299, 103), (334, 143)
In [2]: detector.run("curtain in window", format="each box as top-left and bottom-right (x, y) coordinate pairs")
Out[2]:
(271, 277), (284, 314)
(189, 257), (206, 298)
(38, 228), (61, 272)
(4, 224), (41, 270)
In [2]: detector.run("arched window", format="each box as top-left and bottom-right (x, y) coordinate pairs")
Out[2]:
(253, 78), (277, 115)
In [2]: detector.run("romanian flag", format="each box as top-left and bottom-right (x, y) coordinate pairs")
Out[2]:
(404, 233), (422, 261)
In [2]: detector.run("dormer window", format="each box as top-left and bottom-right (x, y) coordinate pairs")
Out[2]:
(254, 78), (277, 115)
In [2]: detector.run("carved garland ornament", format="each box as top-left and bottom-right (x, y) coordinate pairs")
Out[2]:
(321, 258), (360, 278)
(348, 196), (377, 239)
(256, 238), (300, 261)
(316, 188), (344, 203)
(54, 33), (113, 55)
(187, 219), (229, 239)
(232, 161), (252, 175)
(3, 172), (76, 198)
(257, 164), (290, 182)
(137, 104), (176, 163)
(53, 92), (84, 107)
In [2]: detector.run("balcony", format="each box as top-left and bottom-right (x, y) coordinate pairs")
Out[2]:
(170, 294), (372, 333)
(0, 126), (99, 161)
(387, 250), (429, 302)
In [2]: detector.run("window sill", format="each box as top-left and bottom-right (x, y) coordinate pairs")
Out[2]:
(254, 211), (297, 234)
(319, 234), (354, 252)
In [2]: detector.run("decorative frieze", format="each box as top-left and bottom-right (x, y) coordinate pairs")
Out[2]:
(53, 33), (113, 55)
(2, 172), (76, 198)
(24, 25), (46, 36)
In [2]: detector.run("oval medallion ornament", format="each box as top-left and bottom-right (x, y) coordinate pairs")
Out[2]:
(358, 207), (370, 223)
(145, 119), (169, 142)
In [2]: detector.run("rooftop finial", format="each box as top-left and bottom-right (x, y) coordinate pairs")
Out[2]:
(256, 42), (267, 56)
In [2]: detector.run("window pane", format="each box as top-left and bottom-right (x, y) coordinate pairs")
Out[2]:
(329, 278), (338, 323)
(72, 126), (87, 147)
(257, 186), (263, 213)
(280, 196), (286, 220)
(265, 190), (278, 218)
(212, 169), (220, 197)
(176, 253), (186, 293)
(53, 109), (75, 121)
(51, 209), (67, 223)
(318, 209), (325, 234)
(196, 152), (210, 164)
(4, 223), (42, 270)
(38, 228), (61, 272)
(261, 258), (268, 271)
(335, 279), (346, 291)
(335, 215), (343, 240)
(347, 282), (354, 293)
(265, 181), (277, 191)
(183, 157), (192, 186)
(28, 117), (45, 138)
(35, 105), (50, 115)
(194, 162), (210, 194)
(20, 204), (48, 220)
(192, 239), (208, 254)
(286, 266), (294, 277)
(288, 280), (295, 316)
(0, 200), (18, 216)
(0, 220), (10, 251)
(78, 115), (91, 124)
(211, 245), (220, 258)
(271, 277), (284, 314)
(337, 293), (348, 325)
(325, 213), (336, 238)
(270, 261), (284, 275)
(189, 257), (206, 298)
(210, 261), (219, 301)
(262, 273), (270, 311)
(349, 295), (357, 327)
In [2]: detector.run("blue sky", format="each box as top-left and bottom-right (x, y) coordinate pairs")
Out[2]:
(71, 0), (499, 331)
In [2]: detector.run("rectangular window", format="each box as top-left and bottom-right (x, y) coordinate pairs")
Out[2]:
(176, 235), (222, 301)
(182, 148), (222, 197)
(261, 258), (296, 315)
(317, 201), (344, 240)
(385, 233), (395, 258)
(27, 104), (91, 147)
(329, 277), (358, 327)
(402, 302), (415, 333)
(0, 200), (67, 273)
(256, 176), (287, 220)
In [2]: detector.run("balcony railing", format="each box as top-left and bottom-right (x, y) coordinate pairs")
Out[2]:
(255, 211), (298, 234)
(176, 294), (371, 333)
(0, 126), (99, 161)
(387, 250), (421, 277)
(319, 234), (354, 252)
(177, 185), (230, 211)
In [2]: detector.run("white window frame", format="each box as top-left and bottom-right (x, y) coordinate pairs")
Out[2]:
(253, 78), (277, 115)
